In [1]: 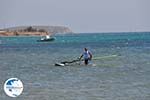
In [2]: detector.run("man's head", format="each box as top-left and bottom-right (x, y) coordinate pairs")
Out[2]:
(84, 48), (87, 51)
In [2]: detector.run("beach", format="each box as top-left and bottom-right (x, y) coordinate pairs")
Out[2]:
(0, 32), (150, 100)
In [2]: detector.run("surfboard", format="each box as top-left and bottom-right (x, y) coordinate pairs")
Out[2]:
(54, 54), (118, 66)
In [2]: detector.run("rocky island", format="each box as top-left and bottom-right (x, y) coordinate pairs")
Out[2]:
(0, 26), (73, 36)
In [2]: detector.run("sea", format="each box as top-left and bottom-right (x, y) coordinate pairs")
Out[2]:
(0, 32), (150, 100)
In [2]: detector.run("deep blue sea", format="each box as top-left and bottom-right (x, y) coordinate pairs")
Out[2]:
(0, 32), (150, 100)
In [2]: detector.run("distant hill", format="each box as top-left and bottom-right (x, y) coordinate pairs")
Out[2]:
(0, 26), (73, 36)
(2, 26), (73, 34)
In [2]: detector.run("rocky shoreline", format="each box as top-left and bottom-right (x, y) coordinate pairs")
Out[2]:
(0, 31), (51, 36)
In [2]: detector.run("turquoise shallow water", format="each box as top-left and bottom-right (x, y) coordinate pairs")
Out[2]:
(0, 32), (150, 100)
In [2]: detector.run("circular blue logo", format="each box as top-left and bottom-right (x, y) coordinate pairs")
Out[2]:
(4, 78), (23, 97)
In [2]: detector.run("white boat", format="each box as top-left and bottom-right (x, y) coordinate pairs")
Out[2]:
(37, 35), (55, 42)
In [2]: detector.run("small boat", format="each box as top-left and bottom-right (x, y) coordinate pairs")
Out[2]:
(37, 35), (55, 42)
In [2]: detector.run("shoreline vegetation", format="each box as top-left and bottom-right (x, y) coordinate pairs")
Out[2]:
(0, 26), (73, 36)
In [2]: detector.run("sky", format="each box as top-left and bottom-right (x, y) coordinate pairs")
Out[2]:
(0, 0), (150, 33)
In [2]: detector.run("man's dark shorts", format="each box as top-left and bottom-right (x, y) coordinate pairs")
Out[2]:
(84, 59), (89, 65)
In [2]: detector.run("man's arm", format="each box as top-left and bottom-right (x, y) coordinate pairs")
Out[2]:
(79, 54), (83, 60)
(89, 52), (92, 60)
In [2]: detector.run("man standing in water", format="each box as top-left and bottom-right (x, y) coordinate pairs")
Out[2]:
(79, 48), (92, 65)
